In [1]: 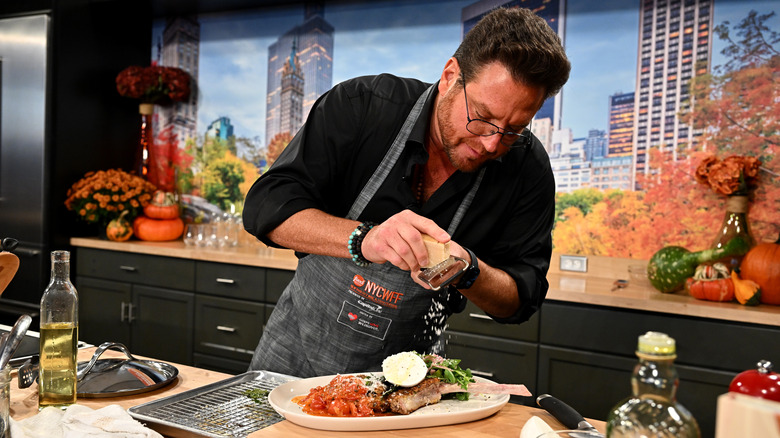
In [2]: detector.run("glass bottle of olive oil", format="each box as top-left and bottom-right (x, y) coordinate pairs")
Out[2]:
(39, 250), (79, 410)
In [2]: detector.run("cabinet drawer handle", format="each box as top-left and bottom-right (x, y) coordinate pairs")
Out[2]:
(216, 278), (235, 284)
(468, 313), (492, 320)
(120, 302), (128, 323)
(471, 369), (494, 378)
(119, 265), (137, 272)
(216, 325), (236, 333)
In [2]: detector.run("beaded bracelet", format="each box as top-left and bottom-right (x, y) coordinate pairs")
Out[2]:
(347, 222), (376, 267)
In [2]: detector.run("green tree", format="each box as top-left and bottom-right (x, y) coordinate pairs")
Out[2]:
(201, 154), (245, 211)
(554, 188), (604, 227)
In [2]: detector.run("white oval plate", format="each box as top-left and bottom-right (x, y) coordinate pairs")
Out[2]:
(268, 373), (509, 431)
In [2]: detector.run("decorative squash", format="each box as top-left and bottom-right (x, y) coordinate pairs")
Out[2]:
(685, 263), (734, 302)
(133, 216), (184, 241)
(143, 190), (179, 220)
(739, 235), (780, 305)
(647, 236), (752, 293)
(686, 278), (734, 302)
(106, 210), (133, 242)
(731, 270), (761, 306)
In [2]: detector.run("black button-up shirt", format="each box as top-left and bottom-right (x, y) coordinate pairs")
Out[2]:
(243, 74), (555, 323)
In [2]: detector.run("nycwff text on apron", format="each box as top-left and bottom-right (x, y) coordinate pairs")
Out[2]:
(349, 274), (405, 309)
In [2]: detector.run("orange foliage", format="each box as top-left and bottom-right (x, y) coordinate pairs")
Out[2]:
(554, 13), (779, 258)
(266, 132), (294, 169)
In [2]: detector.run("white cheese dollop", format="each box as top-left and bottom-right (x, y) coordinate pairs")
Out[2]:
(382, 351), (428, 387)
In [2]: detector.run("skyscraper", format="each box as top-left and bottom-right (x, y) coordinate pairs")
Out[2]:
(608, 91), (635, 157)
(265, 3), (334, 146)
(206, 117), (234, 142)
(159, 16), (201, 146)
(462, 0), (566, 129)
(583, 129), (608, 161)
(280, 41), (305, 139)
(632, 0), (713, 184)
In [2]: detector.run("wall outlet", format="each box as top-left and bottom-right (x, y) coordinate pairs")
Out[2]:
(560, 255), (588, 273)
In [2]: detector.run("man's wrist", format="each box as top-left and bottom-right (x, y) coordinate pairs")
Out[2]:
(453, 247), (480, 289)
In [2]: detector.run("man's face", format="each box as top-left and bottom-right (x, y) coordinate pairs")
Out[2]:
(434, 62), (545, 173)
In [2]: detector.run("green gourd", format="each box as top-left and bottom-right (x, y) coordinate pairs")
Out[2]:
(647, 236), (752, 293)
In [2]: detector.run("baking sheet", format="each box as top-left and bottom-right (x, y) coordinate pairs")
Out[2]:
(128, 370), (298, 438)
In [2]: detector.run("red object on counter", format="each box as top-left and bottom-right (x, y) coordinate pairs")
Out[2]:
(729, 360), (780, 402)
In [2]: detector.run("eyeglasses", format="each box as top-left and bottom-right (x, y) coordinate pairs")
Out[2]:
(461, 72), (533, 148)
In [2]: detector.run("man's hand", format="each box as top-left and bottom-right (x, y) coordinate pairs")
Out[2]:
(361, 210), (450, 272)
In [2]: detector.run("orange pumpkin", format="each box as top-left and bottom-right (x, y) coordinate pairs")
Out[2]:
(143, 190), (179, 220)
(740, 235), (780, 305)
(133, 216), (184, 241)
(106, 211), (133, 242)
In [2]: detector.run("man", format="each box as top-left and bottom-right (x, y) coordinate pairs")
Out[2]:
(243, 7), (570, 377)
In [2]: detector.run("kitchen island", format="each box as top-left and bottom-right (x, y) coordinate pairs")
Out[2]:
(69, 237), (780, 437)
(10, 347), (605, 437)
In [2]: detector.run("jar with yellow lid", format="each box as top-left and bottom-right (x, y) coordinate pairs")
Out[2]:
(605, 331), (701, 437)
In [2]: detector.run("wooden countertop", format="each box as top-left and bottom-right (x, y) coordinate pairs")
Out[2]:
(10, 347), (605, 437)
(70, 237), (780, 328)
(70, 237), (299, 271)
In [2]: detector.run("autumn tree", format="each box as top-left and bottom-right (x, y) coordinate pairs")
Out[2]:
(266, 132), (294, 170)
(553, 10), (778, 259)
(681, 9), (779, 241)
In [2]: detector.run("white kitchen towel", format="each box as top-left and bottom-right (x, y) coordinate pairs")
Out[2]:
(9, 404), (162, 438)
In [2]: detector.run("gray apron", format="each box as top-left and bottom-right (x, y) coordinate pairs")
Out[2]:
(250, 84), (486, 378)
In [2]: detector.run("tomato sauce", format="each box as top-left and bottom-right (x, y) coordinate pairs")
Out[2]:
(293, 375), (386, 417)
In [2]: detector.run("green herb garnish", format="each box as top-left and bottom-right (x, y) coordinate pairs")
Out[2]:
(420, 353), (475, 401)
(243, 388), (270, 404)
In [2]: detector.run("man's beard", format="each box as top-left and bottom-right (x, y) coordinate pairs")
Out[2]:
(435, 89), (500, 173)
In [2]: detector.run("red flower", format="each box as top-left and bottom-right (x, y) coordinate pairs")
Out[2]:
(116, 65), (191, 104)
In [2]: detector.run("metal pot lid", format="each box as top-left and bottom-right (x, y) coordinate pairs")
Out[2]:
(77, 342), (179, 398)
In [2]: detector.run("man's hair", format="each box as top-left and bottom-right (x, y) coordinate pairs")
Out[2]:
(453, 7), (571, 99)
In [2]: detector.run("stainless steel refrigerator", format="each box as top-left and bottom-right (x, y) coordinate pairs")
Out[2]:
(0, 14), (49, 323)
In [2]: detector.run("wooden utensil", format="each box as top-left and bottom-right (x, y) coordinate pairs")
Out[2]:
(0, 237), (20, 296)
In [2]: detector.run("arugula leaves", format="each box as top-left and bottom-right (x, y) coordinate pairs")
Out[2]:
(421, 354), (475, 401)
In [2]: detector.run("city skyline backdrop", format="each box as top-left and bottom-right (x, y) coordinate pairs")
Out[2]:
(152, 0), (774, 153)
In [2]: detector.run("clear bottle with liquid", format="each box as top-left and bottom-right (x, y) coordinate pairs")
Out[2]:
(606, 331), (700, 437)
(39, 250), (79, 410)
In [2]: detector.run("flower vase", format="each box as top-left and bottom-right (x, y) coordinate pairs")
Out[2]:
(134, 103), (154, 178)
(710, 195), (756, 271)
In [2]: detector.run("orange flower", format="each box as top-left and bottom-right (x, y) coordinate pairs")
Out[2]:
(695, 155), (762, 196)
(65, 169), (157, 225)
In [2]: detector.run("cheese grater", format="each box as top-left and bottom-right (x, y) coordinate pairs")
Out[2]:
(418, 256), (469, 290)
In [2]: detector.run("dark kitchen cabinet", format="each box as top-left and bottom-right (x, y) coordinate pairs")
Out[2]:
(76, 270), (195, 365)
(537, 344), (734, 438)
(537, 301), (778, 438)
(76, 248), (196, 364)
(444, 331), (538, 405)
(192, 262), (293, 374)
(76, 247), (294, 375)
(443, 301), (541, 406)
(77, 277), (132, 346)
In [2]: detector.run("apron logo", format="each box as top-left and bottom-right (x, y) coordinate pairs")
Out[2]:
(352, 275), (366, 287)
(362, 279), (404, 304)
(348, 312), (358, 321)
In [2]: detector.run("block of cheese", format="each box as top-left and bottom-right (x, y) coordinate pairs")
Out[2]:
(422, 234), (450, 268)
